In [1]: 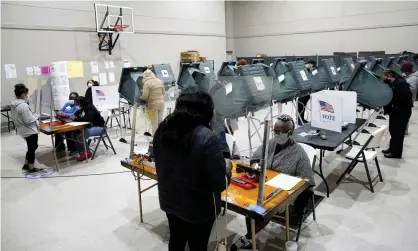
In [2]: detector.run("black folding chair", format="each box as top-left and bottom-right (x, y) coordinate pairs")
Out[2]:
(87, 109), (117, 160)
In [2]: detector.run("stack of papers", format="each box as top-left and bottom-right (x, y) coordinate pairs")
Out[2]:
(66, 122), (90, 126)
(265, 173), (302, 190)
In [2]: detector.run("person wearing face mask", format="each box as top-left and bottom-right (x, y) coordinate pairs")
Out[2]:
(382, 69), (413, 159)
(142, 66), (165, 135)
(84, 80), (100, 105)
(400, 62), (418, 135)
(54, 92), (80, 152)
(11, 83), (42, 173)
(231, 114), (315, 251)
(297, 60), (317, 125)
(69, 96), (105, 161)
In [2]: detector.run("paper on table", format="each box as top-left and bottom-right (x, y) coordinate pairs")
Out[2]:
(4, 64), (17, 79)
(33, 66), (42, 76)
(265, 173), (302, 190)
(99, 72), (107, 85)
(26, 67), (34, 76)
(108, 72), (115, 83)
(66, 122), (90, 126)
(90, 61), (99, 74)
(41, 119), (58, 123)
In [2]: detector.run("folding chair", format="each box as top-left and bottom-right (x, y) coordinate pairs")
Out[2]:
(336, 125), (387, 193)
(87, 109), (117, 160)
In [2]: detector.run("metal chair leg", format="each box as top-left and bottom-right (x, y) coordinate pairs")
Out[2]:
(91, 135), (103, 160)
(362, 154), (374, 193)
(106, 132), (117, 154)
(311, 194), (316, 221)
(295, 210), (305, 242)
(375, 157), (383, 182)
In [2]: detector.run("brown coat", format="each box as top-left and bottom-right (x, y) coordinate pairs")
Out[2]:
(142, 70), (165, 110)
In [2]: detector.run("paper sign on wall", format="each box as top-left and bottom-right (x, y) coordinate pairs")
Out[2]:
(27, 77), (38, 94)
(90, 61), (99, 74)
(99, 72), (107, 85)
(330, 66), (337, 75)
(253, 76), (265, 91)
(225, 82), (232, 95)
(26, 67), (34, 76)
(278, 74), (285, 83)
(109, 61), (115, 68)
(108, 72), (115, 83)
(41, 66), (50, 75)
(104, 61), (110, 69)
(33, 66), (42, 76)
(66, 61), (84, 78)
(123, 60), (130, 68)
(204, 67), (211, 73)
(161, 70), (169, 77)
(300, 70), (308, 81)
(4, 64), (17, 79)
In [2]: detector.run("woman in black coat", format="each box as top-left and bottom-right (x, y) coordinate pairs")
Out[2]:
(153, 87), (231, 251)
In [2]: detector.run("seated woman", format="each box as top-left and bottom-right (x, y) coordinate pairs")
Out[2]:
(70, 96), (105, 161)
(55, 92), (79, 152)
(231, 114), (315, 251)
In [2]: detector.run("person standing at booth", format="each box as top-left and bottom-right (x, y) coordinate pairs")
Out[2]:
(142, 66), (165, 135)
(153, 87), (231, 251)
(297, 60), (317, 125)
(11, 84), (42, 173)
(382, 69), (413, 158)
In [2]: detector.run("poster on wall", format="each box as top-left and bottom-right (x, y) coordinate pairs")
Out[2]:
(99, 72), (108, 85)
(123, 59), (131, 68)
(4, 64), (17, 79)
(33, 66), (42, 76)
(90, 61), (99, 74)
(26, 67), (34, 76)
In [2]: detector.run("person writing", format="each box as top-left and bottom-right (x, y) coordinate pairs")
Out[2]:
(231, 114), (315, 251)
(153, 87), (231, 251)
(84, 80), (100, 105)
(70, 96), (105, 161)
(55, 92), (79, 152)
(382, 69), (413, 158)
(142, 66), (165, 135)
(11, 84), (42, 173)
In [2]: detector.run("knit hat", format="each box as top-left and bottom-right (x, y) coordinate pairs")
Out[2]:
(400, 62), (413, 73)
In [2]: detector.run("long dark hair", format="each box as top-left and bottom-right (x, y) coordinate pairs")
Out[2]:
(155, 87), (214, 148)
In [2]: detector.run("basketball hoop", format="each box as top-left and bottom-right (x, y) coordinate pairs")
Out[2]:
(113, 25), (129, 33)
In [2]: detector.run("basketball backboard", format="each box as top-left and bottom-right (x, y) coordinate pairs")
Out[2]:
(94, 3), (134, 34)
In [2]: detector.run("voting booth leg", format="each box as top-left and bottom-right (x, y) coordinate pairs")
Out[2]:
(51, 135), (60, 171)
(250, 219), (257, 251)
(315, 150), (330, 197)
(285, 205), (290, 242)
(137, 178), (144, 223)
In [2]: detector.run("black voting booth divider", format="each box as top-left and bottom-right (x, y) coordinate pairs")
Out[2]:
(118, 66), (148, 105)
(218, 61), (237, 76)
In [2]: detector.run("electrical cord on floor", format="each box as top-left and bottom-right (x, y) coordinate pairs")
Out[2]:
(1, 170), (131, 179)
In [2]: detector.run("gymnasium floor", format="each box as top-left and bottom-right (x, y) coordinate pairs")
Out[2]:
(2, 104), (418, 251)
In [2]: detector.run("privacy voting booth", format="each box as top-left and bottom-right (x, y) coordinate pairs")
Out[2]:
(92, 85), (119, 111)
(218, 61), (237, 76)
(311, 90), (357, 133)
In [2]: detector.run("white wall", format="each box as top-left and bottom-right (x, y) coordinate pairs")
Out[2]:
(229, 1), (418, 56)
(1, 1), (226, 105)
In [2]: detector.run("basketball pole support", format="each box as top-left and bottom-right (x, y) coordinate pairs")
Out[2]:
(96, 6), (122, 55)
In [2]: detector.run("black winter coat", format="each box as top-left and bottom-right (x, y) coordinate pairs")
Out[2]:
(153, 125), (227, 223)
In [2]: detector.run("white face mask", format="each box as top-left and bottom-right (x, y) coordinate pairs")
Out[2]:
(69, 100), (75, 105)
(87, 83), (93, 87)
(274, 131), (289, 145)
(402, 72), (407, 77)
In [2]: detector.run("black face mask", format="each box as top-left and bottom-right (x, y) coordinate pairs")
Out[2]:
(383, 78), (391, 84)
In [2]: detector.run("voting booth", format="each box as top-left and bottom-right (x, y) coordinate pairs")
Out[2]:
(218, 61), (238, 76)
(92, 85), (119, 111)
(311, 90), (357, 133)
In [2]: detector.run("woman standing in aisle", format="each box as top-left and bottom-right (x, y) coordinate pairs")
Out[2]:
(11, 84), (42, 173)
(153, 87), (231, 251)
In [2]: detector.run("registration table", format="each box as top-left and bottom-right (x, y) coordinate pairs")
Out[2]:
(40, 121), (89, 170)
(121, 156), (310, 249)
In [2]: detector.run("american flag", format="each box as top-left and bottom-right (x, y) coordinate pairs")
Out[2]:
(95, 90), (105, 96)
(319, 100), (334, 113)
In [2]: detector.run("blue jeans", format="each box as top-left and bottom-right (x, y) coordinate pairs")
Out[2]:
(73, 127), (103, 153)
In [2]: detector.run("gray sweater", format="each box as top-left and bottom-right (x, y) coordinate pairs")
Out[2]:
(251, 139), (315, 186)
(11, 99), (39, 138)
(406, 72), (418, 104)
